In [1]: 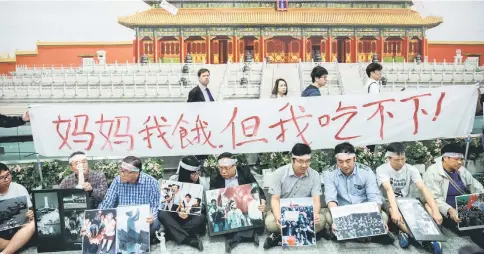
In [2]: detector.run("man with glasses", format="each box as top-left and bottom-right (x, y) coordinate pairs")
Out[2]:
(423, 143), (484, 249)
(364, 62), (383, 94)
(0, 163), (35, 254)
(301, 65), (328, 97)
(264, 143), (325, 249)
(59, 151), (108, 207)
(376, 142), (442, 252)
(210, 152), (266, 253)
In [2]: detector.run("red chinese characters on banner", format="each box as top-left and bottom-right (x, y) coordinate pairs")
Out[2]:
(400, 92), (446, 135)
(318, 101), (360, 141)
(172, 113), (194, 149)
(191, 115), (217, 148)
(52, 114), (95, 150)
(362, 99), (395, 139)
(138, 116), (173, 149)
(269, 103), (313, 145)
(221, 107), (268, 149)
(95, 114), (134, 151)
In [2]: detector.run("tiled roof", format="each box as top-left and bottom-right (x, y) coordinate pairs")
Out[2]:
(118, 8), (442, 28)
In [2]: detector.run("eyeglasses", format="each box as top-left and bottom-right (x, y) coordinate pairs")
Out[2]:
(119, 169), (137, 175)
(0, 172), (11, 181)
(389, 157), (406, 163)
(218, 166), (234, 172)
(190, 171), (201, 176)
(295, 159), (311, 165)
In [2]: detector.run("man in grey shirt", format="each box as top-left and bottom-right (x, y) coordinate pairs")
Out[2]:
(263, 143), (325, 249)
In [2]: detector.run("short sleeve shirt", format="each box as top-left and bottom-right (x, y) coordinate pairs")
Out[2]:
(376, 163), (422, 198)
(0, 182), (32, 208)
(269, 164), (322, 198)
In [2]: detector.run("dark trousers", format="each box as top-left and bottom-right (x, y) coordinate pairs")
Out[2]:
(171, 204), (180, 212)
(158, 211), (206, 244)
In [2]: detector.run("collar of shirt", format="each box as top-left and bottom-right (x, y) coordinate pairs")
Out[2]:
(287, 164), (308, 178)
(228, 170), (238, 180)
(337, 164), (358, 178)
(199, 83), (208, 91)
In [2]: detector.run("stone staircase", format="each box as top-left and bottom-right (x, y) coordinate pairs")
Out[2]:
(338, 63), (366, 94)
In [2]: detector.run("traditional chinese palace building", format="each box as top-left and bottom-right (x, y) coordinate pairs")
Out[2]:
(118, 0), (443, 64)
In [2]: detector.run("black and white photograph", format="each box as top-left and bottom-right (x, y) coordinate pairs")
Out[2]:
(0, 196), (29, 232)
(280, 197), (316, 247)
(205, 183), (264, 236)
(82, 209), (117, 254)
(33, 191), (62, 237)
(456, 193), (484, 231)
(64, 210), (85, 244)
(160, 180), (204, 215)
(330, 202), (386, 241)
(397, 198), (445, 241)
(61, 189), (88, 209)
(116, 205), (150, 254)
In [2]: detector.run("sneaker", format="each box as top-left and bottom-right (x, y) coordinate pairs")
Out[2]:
(263, 233), (281, 250)
(423, 241), (443, 254)
(398, 232), (410, 248)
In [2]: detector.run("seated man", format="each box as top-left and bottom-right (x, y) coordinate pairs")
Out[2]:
(423, 143), (484, 249)
(210, 152), (266, 253)
(99, 156), (161, 241)
(376, 142), (443, 252)
(59, 151), (108, 207)
(323, 142), (393, 243)
(0, 163), (35, 254)
(264, 143), (326, 249)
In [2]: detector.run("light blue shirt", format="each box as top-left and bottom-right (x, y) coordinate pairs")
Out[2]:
(225, 170), (239, 188)
(323, 163), (383, 206)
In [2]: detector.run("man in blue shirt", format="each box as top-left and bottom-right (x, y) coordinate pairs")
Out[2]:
(301, 65), (328, 97)
(322, 142), (392, 243)
(99, 156), (161, 241)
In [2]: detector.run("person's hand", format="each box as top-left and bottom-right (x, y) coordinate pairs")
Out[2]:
(384, 224), (389, 233)
(331, 223), (337, 232)
(275, 214), (282, 228)
(22, 111), (30, 122)
(178, 212), (189, 220)
(432, 211), (443, 225)
(448, 208), (462, 223)
(258, 200), (266, 212)
(314, 213), (321, 225)
(391, 209), (404, 225)
(146, 214), (154, 224)
(26, 210), (34, 221)
(83, 182), (93, 192)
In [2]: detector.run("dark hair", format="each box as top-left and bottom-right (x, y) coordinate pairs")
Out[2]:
(122, 156), (142, 171)
(211, 199), (216, 203)
(197, 68), (210, 77)
(334, 142), (356, 154)
(366, 63), (383, 78)
(185, 194), (192, 198)
(386, 142), (405, 155)
(0, 163), (9, 173)
(251, 187), (259, 194)
(310, 66), (328, 83)
(178, 156), (201, 184)
(217, 152), (233, 161)
(271, 78), (288, 96)
(441, 143), (465, 155)
(195, 198), (202, 204)
(291, 143), (311, 157)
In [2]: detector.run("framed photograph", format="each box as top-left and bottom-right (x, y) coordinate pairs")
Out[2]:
(397, 198), (446, 241)
(205, 183), (264, 236)
(456, 193), (484, 231)
(82, 209), (117, 254)
(0, 196), (29, 232)
(160, 180), (204, 215)
(330, 202), (386, 241)
(116, 205), (150, 254)
(280, 197), (316, 247)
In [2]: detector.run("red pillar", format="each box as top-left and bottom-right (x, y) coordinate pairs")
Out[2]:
(301, 36), (306, 62)
(327, 36), (332, 62)
(206, 36), (210, 64)
(233, 36), (238, 63)
(260, 36), (265, 62)
(377, 36), (384, 62)
(179, 36), (184, 63)
(153, 33), (158, 63)
(422, 37), (427, 59)
(352, 36), (357, 63)
(403, 36), (409, 62)
(136, 27), (140, 63)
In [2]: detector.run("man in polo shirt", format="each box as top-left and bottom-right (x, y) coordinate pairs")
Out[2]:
(263, 143), (325, 249)
(423, 143), (484, 249)
(323, 142), (393, 244)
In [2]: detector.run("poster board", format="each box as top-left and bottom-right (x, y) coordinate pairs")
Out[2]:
(397, 198), (446, 241)
(280, 197), (316, 247)
(160, 180), (204, 216)
(82, 209), (117, 254)
(0, 196), (29, 232)
(116, 205), (150, 254)
(330, 202), (386, 240)
(456, 193), (484, 231)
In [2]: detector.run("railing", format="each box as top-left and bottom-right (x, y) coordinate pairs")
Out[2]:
(297, 59), (305, 93)
(216, 62), (231, 101)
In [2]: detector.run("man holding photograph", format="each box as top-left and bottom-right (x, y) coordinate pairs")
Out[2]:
(0, 163), (35, 254)
(263, 143), (325, 250)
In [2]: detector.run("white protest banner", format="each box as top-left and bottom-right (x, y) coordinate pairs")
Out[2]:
(160, 0), (178, 15)
(29, 86), (477, 157)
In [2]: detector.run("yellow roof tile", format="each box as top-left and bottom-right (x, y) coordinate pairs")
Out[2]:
(118, 8), (442, 28)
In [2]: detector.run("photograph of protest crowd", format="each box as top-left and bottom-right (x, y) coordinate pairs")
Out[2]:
(160, 180), (204, 215)
(63, 209), (85, 250)
(205, 183), (264, 236)
(397, 198), (445, 241)
(116, 205), (150, 254)
(280, 197), (316, 247)
(330, 202), (386, 240)
(82, 209), (117, 254)
(456, 193), (484, 230)
(0, 196), (28, 232)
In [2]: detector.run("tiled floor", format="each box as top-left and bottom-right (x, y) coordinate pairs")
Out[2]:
(21, 226), (479, 254)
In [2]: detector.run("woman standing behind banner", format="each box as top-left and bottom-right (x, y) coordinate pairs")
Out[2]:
(157, 156), (206, 251)
(270, 78), (288, 98)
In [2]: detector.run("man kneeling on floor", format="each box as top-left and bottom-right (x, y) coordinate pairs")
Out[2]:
(376, 142), (443, 253)
(0, 163), (35, 254)
(322, 142), (394, 244)
(264, 143), (326, 249)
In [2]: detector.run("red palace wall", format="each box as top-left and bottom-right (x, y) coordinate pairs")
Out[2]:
(428, 42), (484, 66)
(0, 61), (16, 76)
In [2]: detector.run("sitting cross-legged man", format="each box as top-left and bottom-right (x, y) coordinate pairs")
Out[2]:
(0, 163), (35, 254)
(423, 143), (484, 249)
(322, 142), (394, 244)
(263, 143), (326, 249)
(376, 142), (443, 253)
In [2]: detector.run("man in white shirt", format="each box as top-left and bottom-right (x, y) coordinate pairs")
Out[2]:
(364, 63), (383, 94)
(0, 163), (35, 254)
(248, 187), (263, 223)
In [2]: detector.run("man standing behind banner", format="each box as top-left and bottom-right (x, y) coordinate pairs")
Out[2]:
(322, 142), (394, 244)
(364, 62), (383, 94)
(301, 66), (328, 97)
(59, 151), (108, 207)
(263, 143), (325, 250)
(0, 111), (30, 128)
(423, 144), (484, 249)
(376, 142), (443, 252)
